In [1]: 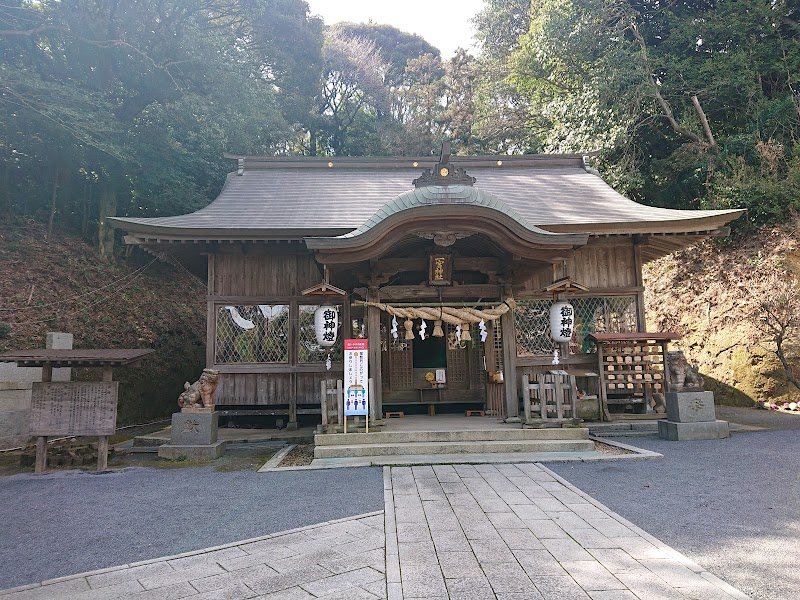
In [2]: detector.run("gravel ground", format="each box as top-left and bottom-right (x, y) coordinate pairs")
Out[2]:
(0, 465), (383, 590)
(550, 409), (800, 600)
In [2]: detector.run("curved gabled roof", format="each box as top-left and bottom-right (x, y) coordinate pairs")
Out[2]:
(110, 154), (744, 239)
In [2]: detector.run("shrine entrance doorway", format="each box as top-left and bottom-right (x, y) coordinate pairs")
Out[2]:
(380, 313), (488, 415)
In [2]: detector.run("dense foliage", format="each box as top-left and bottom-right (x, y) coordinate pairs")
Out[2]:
(2, 0), (799, 248)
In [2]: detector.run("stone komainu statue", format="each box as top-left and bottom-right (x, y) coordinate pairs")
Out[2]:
(667, 350), (704, 391)
(178, 368), (220, 410)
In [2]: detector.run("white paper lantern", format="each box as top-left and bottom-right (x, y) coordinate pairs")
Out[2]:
(550, 301), (575, 343)
(314, 305), (338, 348)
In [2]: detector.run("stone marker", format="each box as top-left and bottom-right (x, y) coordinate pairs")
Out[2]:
(658, 351), (729, 441)
(158, 369), (226, 460)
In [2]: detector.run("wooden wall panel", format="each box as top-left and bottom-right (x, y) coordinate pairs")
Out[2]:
(211, 253), (320, 297)
(297, 373), (335, 405)
(519, 242), (638, 292)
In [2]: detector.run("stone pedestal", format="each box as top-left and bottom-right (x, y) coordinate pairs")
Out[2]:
(158, 410), (226, 460)
(658, 391), (730, 441)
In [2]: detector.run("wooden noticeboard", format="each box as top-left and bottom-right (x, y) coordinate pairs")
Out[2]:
(31, 382), (119, 437)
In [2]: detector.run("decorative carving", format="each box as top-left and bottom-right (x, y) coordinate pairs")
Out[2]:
(413, 166), (476, 188)
(178, 368), (220, 411)
(414, 231), (471, 247)
(667, 350), (705, 391)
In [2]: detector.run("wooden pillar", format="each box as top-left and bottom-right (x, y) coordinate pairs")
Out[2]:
(633, 239), (647, 332)
(367, 288), (383, 420)
(206, 254), (216, 368)
(98, 364), (113, 470)
(500, 290), (519, 419)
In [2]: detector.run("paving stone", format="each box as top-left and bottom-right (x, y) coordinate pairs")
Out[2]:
(584, 519), (637, 539)
(530, 575), (592, 599)
(676, 582), (746, 600)
(124, 583), (199, 600)
(469, 538), (516, 563)
(569, 504), (610, 521)
(430, 529), (472, 553)
(0, 578), (91, 600)
(497, 528), (544, 550)
(299, 567), (383, 597)
(439, 481), (469, 494)
(432, 465), (459, 481)
(359, 515), (386, 530)
(638, 558), (711, 587)
(512, 550), (568, 577)
(586, 549), (650, 574)
(610, 536), (672, 560)
(266, 549), (345, 574)
(219, 547), (299, 573)
(453, 465), (479, 476)
(541, 537), (595, 562)
(446, 494), (481, 508)
(329, 536), (386, 557)
(87, 563), (175, 589)
(560, 561), (626, 592)
(397, 522), (432, 543)
(512, 465), (555, 481)
(494, 490), (532, 505)
(68, 580), (146, 600)
(476, 499), (513, 513)
(549, 512), (594, 531)
(190, 565), (274, 593)
(399, 541), (438, 565)
(587, 591), (639, 599)
(509, 504), (549, 521)
(189, 582), (258, 599)
(548, 489), (590, 506)
(240, 535), (308, 555)
(487, 512), (526, 529)
(525, 519), (569, 539)
(167, 547), (248, 570)
(496, 593), (544, 600)
(139, 564), (227, 591)
(444, 577), (496, 600)
(615, 572), (687, 600)
(400, 564), (447, 598)
(481, 562), (534, 593)
(532, 497), (570, 512)
(417, 485), (446, 502)
(564, 528), (617, 550)
(318, 547), (385, 575)
(361, 578), (388, 599)
(461, 523), (504, 541)
(395, 507), (427, 524)
(314, 585), (382, 599)
(436, 552), (480, 579)
(246, 565), (332, 596)
(495, 465), (526, 477)
(411, 466), (436, 479)
(255, 587), (315, 600)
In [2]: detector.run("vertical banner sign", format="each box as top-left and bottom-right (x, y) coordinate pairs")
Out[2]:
(344, 339), (369, 416)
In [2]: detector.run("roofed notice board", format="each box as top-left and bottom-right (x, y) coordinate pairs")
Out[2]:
(30, 382), (119, 437)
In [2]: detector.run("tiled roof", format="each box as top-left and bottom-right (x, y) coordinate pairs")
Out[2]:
(110, 155), (744, 238)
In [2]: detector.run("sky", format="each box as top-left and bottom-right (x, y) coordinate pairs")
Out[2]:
(304, 0), (486, 58)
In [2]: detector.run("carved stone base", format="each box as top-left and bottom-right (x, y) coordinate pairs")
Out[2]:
(170, 411), (219, 446)
(158, 441), (227, 461)
(181, 406), (214, 414)
(658, 420), (730, 441)
(666, 391), (717, 423)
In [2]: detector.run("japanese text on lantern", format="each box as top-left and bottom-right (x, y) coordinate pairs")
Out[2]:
(560, 304), (574, 339)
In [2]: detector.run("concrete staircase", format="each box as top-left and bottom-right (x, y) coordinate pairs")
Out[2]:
(588, 421), (660, 437)
(313, 428), (594, 459)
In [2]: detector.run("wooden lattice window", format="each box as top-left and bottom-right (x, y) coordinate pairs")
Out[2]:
(298, 304), (344, 363)
(215, 304), (289, 364)
(514, 297), (638, 357)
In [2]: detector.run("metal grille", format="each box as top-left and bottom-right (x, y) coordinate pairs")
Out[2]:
(514, 297), (638, 357)
(298, 304), (344, 363)
(215, 304), (288, 364)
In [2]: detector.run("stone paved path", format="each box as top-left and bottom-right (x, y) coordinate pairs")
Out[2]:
(0, 464), (751, 600)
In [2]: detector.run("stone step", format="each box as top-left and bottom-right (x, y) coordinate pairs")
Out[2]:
(588, 422), (659, 437)
(314, 428), (589, 447)
(314, 438), (595, 459)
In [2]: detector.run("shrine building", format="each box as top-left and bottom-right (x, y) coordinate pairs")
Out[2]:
(111, 147), (744, 427)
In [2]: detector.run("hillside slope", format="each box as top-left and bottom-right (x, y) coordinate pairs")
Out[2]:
(644, 222), (800, 405)
(0, 221), (206, 425)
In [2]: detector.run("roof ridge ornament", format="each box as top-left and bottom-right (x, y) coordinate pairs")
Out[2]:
(413, 141), (476, 188)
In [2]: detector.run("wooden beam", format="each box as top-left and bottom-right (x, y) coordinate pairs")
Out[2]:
(376, 284), (501, 300)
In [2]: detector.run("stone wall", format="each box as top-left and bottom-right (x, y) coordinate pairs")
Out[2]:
(0, 333), (72, 449)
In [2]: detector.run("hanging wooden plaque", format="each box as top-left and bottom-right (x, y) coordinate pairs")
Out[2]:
(428, 254), (452, 286)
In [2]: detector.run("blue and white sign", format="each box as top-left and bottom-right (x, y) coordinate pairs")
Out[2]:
(344, 339), (369, 416)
